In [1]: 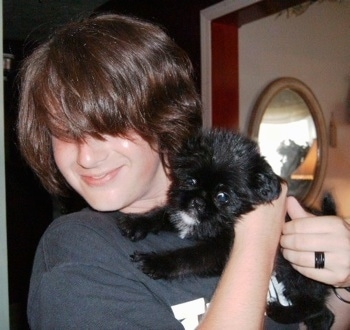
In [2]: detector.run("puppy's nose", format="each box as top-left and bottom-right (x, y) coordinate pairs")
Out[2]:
(191, 198), (205, 212)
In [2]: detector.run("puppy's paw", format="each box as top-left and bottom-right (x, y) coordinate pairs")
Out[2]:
(117, 216), (149, 241)
(131, 251), (176, 280)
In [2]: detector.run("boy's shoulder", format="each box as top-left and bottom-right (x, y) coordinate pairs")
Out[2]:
(50, 207), (119, 233)
(37, 208), (130, 268)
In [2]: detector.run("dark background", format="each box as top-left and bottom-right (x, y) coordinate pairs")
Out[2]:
(4, 1), (221, 328)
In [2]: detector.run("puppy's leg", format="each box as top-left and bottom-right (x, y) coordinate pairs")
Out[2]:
(131, 238), (230, 279)
(116, 207), (173, 241)
(303, 307), (334, 330)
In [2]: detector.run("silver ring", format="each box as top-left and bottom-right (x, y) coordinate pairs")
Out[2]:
(315, 251), (325, 269)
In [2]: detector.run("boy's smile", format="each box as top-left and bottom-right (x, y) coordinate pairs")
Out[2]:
(52, 132), (170, 212)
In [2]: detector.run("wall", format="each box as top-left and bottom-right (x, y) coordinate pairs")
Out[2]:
(239, 1), (350, 216)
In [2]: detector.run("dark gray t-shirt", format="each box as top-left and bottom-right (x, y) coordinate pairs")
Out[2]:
(27, 208), (298, 329)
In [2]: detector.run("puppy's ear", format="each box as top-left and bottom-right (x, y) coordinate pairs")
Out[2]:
(253, 171), (282, 203)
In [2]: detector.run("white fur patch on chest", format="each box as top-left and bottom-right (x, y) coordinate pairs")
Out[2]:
(267, 272), (292, 307)
(173, 211), (199, 239)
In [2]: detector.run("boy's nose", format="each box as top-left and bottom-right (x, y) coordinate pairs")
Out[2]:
(77, 139), (108, 168)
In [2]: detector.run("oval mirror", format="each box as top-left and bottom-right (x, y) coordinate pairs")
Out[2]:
(248, 77), (328, 206)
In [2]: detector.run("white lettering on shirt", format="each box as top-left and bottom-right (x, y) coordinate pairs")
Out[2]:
(172, 298), (208, 329)
(267, 272), (292, 307)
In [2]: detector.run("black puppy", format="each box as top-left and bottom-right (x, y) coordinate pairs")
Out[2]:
(117, 128), (334, 329)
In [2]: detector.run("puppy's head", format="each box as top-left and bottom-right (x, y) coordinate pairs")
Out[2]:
(167, 129), (282, 239)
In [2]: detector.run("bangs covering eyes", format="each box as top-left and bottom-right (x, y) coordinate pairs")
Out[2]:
(39, 58), (137, 142)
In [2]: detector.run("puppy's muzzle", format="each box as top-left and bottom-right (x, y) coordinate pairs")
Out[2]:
(190, 197), (206, 212)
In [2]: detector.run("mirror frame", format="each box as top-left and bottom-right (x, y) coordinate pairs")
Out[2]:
(248, 77), (328, 206)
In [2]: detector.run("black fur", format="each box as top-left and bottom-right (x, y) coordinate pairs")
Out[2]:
(116, 128), (335, 329)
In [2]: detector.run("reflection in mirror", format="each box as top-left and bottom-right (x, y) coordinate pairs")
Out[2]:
(249, 78), (328, 206)
(258, 89), (316, 197)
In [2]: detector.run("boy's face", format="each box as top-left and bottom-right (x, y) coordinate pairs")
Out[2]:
(52, 132), (169, 212)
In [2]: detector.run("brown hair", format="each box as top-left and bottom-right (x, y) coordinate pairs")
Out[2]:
(17, 13), (202, 195)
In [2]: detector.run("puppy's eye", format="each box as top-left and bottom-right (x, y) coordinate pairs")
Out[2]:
(216, 192), (229, 204)
(185, 178), (197, 187)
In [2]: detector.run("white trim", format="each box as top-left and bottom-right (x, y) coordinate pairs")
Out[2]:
(200, 0), (262, 128)
(0, 0), (10, 327)
(200, 10), (212, 127)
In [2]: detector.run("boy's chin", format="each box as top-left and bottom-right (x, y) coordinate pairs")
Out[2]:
(82, 196), (122, 212)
